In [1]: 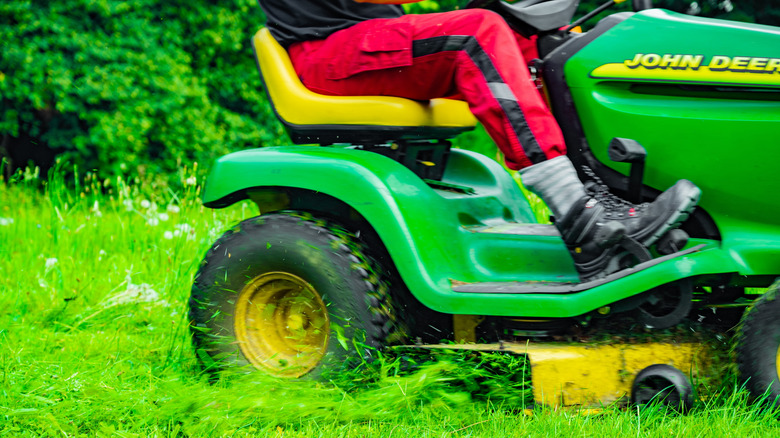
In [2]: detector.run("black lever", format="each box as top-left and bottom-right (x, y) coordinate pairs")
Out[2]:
(608, 137), (647, 203)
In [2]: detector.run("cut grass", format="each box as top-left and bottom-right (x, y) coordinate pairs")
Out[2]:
(1, 170), (779, 437)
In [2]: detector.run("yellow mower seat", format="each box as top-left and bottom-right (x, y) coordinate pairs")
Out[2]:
(252, 28), (477, 145)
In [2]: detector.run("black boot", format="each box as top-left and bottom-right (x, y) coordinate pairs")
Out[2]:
(520, 156), (701, 281)
(584, 176), (701, 248)
(520, 156), (628, 280)
(555, 196), (627, 281)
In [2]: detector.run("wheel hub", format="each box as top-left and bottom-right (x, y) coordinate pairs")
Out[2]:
(234, 272), (329, 378)
(776, 344), (780, 380)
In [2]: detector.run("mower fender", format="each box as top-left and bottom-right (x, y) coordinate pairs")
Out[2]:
(201, 146), (507, 308)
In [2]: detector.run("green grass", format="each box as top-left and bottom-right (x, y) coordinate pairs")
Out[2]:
(1, 169), (779, 437)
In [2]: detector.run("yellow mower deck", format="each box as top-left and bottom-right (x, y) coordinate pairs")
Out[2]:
(421, 341), (712, 407)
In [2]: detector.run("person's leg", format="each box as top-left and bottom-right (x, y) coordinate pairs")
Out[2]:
(288, 9), (563, 171)
(520, 157), (701, 256)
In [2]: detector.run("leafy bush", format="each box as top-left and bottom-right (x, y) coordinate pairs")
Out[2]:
(0, 0), (284, 180)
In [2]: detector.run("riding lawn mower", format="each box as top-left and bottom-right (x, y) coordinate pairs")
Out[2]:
(187, 0), (780, 409)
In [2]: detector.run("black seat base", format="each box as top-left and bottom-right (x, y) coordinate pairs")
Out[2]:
(362, 140), (453, 181)
(285, 122), (474, 146)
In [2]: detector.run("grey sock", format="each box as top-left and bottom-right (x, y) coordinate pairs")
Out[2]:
(519, 155), (587, 219)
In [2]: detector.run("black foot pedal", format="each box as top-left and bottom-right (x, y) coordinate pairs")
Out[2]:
(656, 229), (689, 255)
(619, 235), (652, 264)
(604, 235), (652, 275)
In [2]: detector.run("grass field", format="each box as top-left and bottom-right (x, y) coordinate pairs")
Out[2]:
(2, 168), (779, 437)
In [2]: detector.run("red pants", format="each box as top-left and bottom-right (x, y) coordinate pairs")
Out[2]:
(287, 9), (566, 170)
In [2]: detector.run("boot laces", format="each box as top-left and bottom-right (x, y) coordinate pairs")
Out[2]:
(582, 167), (648, 212)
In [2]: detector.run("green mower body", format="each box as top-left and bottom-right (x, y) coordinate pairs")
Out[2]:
(563, 9), (780, 278)
(202, 9), (780, 317)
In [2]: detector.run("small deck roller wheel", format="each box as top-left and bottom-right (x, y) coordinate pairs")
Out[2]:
(631, 364), (693, 412)
(736, 279), (780, 404)
(189, 212), (402, 379)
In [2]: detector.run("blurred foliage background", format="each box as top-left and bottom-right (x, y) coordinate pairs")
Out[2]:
(1, 0), (778, 183)
(1, 0), (282, 183)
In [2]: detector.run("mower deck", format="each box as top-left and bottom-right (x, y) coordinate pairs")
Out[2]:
(417, 341), (713, 407)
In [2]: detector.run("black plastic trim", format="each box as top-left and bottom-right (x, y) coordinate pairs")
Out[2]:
(541, 13), (721, 240)
(542, 12), (632, 172)
(283, 123), (472, 145)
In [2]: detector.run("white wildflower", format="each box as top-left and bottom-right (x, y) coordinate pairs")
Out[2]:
(158, 212), (169, 222)
(167, 204), (180, 214)
(104, 282), (161, 307)
(45, 258), (58, 269)
(0, 217), (13, 226)
(185, 176), (197, 186)
(123, 199), (134, 211)
(91, 200), (102, 217)
(163, 231), (174, 240)
(687, 2), (701, 15)
(127, 283), (159, 302)
(140, 199), (151, 209)
(720, 0), (733, 12)
(147, 217), (160, 227)
(175, 223), (196, 240)
(98, 249), (107, 261)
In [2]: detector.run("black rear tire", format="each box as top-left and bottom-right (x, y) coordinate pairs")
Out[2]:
(189, 212), (402, 379)
(736, 279), (780, 404)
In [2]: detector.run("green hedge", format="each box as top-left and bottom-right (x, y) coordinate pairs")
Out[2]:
(0, 0), (284, 180)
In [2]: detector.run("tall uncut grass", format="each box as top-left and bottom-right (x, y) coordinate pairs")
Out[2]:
(1, 164), (779, 437)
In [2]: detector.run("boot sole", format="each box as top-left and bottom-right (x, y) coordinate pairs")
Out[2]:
(632, 181), (702, 247)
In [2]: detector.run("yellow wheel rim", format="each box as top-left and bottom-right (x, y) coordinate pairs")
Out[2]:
(234, 272), (330, 378)
(776, 344), (780, 380)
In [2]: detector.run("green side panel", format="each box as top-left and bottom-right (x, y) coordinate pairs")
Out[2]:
(566, 9), (780, 276)
(203, 146), (576, 305)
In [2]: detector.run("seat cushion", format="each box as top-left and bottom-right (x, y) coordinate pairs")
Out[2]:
(252, 28), (477, 144)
